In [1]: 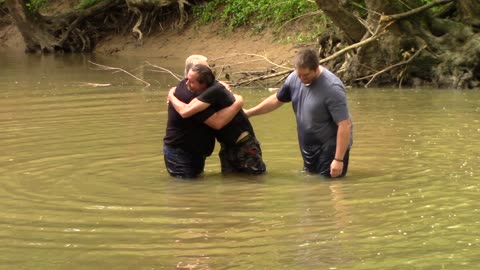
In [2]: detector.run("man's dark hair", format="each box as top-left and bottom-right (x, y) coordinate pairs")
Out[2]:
(190, 64), (215, 87)
(294, 48), (319, 70)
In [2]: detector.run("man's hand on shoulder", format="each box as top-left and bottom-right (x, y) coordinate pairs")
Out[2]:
(233, 94), (244, 108)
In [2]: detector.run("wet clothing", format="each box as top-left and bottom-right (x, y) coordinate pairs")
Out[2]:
(197, 82), (266, 175)
(219, 134), (266, 175)
(277, 67), (352, 177)
(163, 79), (216, 178)
(163, 144), (206, 178)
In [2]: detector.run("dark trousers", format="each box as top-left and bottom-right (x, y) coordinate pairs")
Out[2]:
(219, 135), (266, 175)
(163, 144), (206, 178)
(303, 144), (350, 178)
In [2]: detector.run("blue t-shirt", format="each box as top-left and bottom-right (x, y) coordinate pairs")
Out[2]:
(276, 67), (352, 157)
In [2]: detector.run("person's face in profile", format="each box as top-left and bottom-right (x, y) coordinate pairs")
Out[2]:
(186, 70), (205, 93)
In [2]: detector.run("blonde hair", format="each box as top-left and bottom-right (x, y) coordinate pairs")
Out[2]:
(185, 55), (208, 77)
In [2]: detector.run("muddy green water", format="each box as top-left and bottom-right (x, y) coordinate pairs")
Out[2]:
(0, 51), (479, 269)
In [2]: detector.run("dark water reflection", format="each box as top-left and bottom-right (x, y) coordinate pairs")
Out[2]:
(1, 51), (479, 269)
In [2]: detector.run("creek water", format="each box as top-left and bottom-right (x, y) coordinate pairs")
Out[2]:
(1, 50), (479, 269)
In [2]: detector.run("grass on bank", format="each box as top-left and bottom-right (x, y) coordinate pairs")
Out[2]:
(3, 0), (329, 42)
(192, 0), (328, 42)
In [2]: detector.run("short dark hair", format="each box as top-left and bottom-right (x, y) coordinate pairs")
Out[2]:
(190, 64), (215, 87)
(294, 48), (319, 70)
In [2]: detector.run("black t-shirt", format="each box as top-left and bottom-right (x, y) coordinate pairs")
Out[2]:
(197, 82), (254, 145)
(163, 79), (216, 156)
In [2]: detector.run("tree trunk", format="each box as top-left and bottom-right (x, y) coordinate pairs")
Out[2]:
(314, 0), (480, 89)
(314, 0), (365, 43)
(4, 0), (58, 52)
(5, 0), (126, 53)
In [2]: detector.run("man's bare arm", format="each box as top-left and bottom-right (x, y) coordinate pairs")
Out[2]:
(168, 87), (210, 118)
(330, 118), (352, 178)
(244, 93), (284, 118)
(203, 94), (243, 130)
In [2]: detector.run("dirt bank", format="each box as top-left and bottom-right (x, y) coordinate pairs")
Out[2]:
(1, 20), (307, 71)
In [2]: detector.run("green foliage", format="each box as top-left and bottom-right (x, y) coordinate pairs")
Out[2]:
(193, 0), (320, 31)
(26, 0), (48, 12)
(77, 0), (102, 9)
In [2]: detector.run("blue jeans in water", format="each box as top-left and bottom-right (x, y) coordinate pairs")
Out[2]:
(163, 144), (206, 178)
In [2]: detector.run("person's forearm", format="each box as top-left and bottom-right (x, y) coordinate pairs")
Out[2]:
(204, 96), (243, 130)
(169, 94), (210, 118)
(245, 94), (283, 117)
(335, 118), (352, 160)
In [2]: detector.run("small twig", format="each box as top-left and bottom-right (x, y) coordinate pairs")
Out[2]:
(215, 58), (266, 68)
(143, 61), (183, 81)
(78, 82), (112, 87)
(212, 53), (291, 70)
(276, 11), (322, 32)
(88, 61), (151, 87)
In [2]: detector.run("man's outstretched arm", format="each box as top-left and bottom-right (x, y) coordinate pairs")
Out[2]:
(244, 93), (284, 118)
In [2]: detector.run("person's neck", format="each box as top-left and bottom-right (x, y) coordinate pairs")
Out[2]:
(316, 65), (323, 78)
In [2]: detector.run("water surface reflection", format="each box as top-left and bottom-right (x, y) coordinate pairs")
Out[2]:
(0, 51), (479, 269)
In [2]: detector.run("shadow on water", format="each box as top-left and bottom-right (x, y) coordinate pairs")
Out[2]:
(1, 51), (479, 269)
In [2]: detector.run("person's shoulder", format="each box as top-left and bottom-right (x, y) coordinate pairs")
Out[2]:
(175, 79), (195, 101)
(320, 68), (344, 87)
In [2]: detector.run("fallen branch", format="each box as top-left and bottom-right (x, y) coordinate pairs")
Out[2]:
(232, 69), (292, 87)
(88, 60), (151, 87)
(319, 21), (392, 65)
(233, 21), (393, 87)
(356, 45), (427, 87)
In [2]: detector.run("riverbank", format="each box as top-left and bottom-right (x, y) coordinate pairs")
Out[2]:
(1, 20), (308, 71)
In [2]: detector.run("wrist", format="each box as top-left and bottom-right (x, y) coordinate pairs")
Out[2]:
(334, 158), (344, 162)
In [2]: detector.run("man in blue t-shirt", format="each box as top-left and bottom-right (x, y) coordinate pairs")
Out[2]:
(245, 48), (353, 178)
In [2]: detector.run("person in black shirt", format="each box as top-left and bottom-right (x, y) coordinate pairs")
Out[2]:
(168, 64), (266, 175)
(163, 55), (243, 178)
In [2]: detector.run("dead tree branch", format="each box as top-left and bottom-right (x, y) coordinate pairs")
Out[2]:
(142, 61), (183, 81)
(356, 45), (427, 87)
(88, 60), (151, 87)
(380, 0), (454, 22)
(233, 21), (393, 87)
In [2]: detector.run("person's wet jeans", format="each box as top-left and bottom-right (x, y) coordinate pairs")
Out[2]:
(219, 135), (266, 175)
(163, 144), (206, 179)
(303, 143), (350, 178)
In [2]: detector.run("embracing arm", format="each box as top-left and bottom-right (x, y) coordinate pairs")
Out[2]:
(204, 94), (243, 130)
(244, 93), (284, 118)
(168, 87), (210, 118)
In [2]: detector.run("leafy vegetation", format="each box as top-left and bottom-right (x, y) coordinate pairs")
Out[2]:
(26, 0), (48, 12)
(76, 0), (102, 10)
(192, 0), (325, 40)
